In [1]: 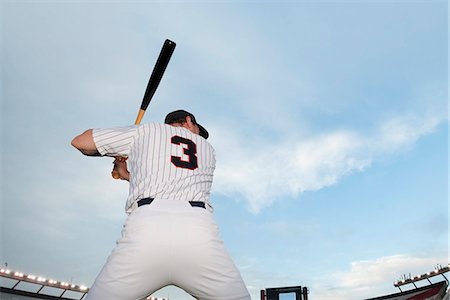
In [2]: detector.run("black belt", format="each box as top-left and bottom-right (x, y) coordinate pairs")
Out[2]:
(137, 197), (205, 209)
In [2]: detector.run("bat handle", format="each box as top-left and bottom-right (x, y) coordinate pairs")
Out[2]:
(135, 109), (145, 125)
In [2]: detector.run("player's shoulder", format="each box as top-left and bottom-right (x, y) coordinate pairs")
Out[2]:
(137, 122), (166, 132)
(137, 123), (191, 138)
(139, 123), (214, 147)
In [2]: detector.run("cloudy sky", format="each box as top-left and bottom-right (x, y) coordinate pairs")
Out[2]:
(1, 1), (448, 299)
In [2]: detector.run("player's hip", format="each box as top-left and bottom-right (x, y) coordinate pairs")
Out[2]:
(128, 195), (212, 213)
(124, 198), (216, 234)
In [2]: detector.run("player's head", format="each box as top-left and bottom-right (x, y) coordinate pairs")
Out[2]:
(165, 110), (209, 139)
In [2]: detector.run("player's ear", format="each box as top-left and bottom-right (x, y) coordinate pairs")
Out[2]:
(185, 116), (197, 129)
(184, 116), (200, 135)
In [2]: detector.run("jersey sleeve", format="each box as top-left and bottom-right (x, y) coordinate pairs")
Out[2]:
(92, 125), (138, 157)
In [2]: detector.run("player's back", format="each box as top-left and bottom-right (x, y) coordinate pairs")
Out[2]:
(126, 123), (216, 210)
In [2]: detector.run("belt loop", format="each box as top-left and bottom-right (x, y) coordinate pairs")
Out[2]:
(137, 197), (154, 207)
(189, 201), (206, 209)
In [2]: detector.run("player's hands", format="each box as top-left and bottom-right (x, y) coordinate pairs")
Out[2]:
(112, 156), (130, 181)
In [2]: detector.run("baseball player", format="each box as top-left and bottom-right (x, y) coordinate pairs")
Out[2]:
(71, 110), (250, 300)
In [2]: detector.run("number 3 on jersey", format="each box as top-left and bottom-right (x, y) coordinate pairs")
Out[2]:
(171, 136), (198, 170)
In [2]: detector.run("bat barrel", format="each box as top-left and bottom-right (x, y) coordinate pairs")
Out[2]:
(140, 39), (176, 111)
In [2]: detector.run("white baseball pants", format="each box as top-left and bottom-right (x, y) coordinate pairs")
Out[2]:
(85, 199), (250, 300)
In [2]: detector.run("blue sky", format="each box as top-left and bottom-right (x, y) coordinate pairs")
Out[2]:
(1, 1), (448, 299)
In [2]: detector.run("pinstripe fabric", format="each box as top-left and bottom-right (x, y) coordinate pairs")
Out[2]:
(93, 123), (216, 213)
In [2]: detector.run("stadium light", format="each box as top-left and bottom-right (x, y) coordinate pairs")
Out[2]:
(3, 269), (11, 275)
(0, 267), (89, 295)
(146, 296), (168, 300)
(394, 264), (449, 288)
(14, 272), (24, 277)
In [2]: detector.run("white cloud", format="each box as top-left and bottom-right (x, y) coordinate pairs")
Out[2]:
(310, 254), (448, 300)
(374, 113), (443, 154)
(211, 112), (446, 213)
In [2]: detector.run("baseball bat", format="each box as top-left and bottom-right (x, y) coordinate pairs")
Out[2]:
(134, 39), (176, 125)
(112, 39), (176, 179)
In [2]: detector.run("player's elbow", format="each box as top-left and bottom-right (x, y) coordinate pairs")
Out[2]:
(71, 131), (87, 150)
(71, 129), (100, 156)
(71, 136), (80, 149)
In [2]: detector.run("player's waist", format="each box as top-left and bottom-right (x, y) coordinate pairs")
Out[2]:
(127, 197), (213, 214)
(138, 197), (206, 208)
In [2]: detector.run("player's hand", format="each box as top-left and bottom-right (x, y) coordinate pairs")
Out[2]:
(112, 156), (130, 181)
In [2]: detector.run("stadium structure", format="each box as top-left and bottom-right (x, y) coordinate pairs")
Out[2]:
(259, 264), (449, 300)
(1, 264), (448, 300)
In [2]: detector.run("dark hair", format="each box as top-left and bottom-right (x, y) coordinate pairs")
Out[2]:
(164, 110), (209, 139)
(167, 117), (187, 125)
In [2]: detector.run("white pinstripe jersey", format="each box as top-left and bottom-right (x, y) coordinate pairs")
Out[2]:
(92, 123), (216, 212)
